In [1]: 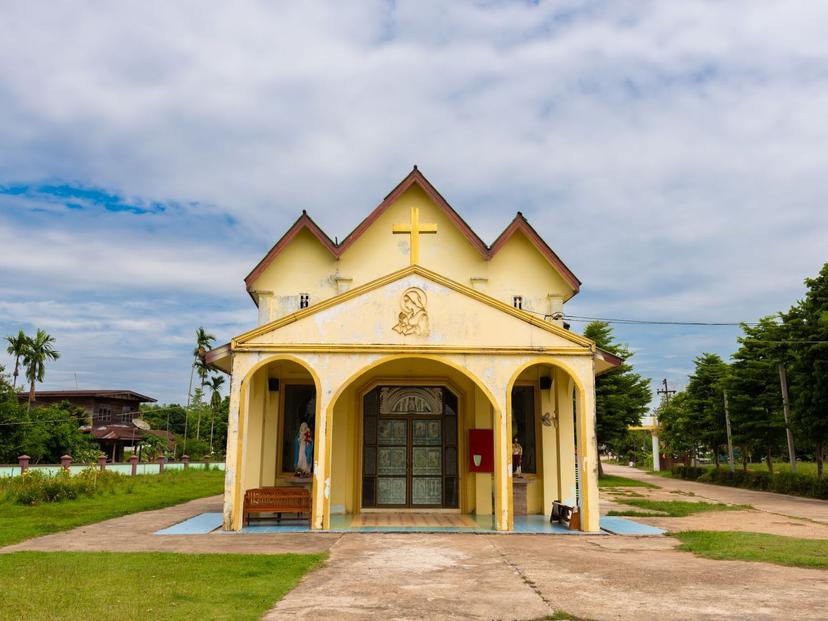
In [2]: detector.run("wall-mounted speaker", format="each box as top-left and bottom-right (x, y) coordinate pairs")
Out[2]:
(268, 378), (280, 392)
(539, 376), (553, 390)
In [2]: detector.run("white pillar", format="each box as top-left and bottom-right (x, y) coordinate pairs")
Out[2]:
(651, 433), (660, 472)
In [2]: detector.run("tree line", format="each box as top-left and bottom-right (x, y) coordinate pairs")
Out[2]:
(1, 325), (229, 463)
(658, 264), (828, 477)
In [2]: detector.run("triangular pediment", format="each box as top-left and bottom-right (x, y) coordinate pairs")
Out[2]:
(234, 265), (593, 351)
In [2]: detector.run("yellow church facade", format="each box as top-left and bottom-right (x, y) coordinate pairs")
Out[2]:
(207, 168), (619, 532)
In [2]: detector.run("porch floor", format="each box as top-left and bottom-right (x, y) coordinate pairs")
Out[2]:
(155, 512), (663, 535)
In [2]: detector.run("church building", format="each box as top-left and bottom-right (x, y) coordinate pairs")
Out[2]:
(206, 167), (619, 532)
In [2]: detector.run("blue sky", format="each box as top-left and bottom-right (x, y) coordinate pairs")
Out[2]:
(1, 1), (827, 405)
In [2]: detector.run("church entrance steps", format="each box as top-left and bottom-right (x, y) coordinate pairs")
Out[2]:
(152, 511), (658, 535)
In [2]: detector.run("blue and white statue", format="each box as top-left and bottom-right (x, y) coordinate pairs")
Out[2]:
(294, 422), (313, 474)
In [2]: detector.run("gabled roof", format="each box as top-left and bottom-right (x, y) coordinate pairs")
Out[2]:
(244, 167), (580, 293)
(489, 212), (581, 290)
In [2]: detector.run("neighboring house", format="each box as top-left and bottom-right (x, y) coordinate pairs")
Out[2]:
(18, 389), (158, 461)
(207, 167), (620, 533)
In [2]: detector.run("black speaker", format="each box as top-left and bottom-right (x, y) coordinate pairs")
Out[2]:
(268, 378), (280, 392)
(539, 376), (552, 390)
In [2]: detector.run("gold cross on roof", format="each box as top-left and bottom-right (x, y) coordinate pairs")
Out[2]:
(392, 206), (437, 265)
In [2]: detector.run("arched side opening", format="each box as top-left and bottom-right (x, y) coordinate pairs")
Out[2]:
(229, 355), (321, 531)
(506, 358), (599, 532)
(321, 355), (503, 530)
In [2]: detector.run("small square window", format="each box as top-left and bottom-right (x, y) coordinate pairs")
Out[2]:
(299, 294), (310, 309)
(513, 296), (523, 310)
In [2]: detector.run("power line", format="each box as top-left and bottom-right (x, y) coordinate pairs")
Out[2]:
(564, 314), (760, 327)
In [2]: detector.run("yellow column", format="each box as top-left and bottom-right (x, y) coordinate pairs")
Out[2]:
(474, 386), (493, 516)
(576, 367), (600, 532)
(260, 386), (279, 487)
(222, 368), (243, 530)
(493, 392), (512, 531)
(555, 372), (577, 507)
(539, 379), (558, 518)
(228, 372), (252, 531)
(244, 373), (265, 490)
(313, 387), (332, 530)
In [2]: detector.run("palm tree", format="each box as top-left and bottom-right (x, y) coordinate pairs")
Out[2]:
(23, 329), (60, 407)
(193, 359), (209, 439)
(207, 374), (225, 454)
(184, 327), (215, 451)
(5, 330), (30, 390)
(187, 326), (215, 407)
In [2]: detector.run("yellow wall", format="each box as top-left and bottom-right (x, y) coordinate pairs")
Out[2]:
(247, 185), (575, 324)
(223, 267), (601, 532)
(236, 356), (585, 520)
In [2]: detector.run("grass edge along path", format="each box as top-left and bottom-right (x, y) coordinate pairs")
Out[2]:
(674, 530), (828, 570)
(0, 469), (224, 547)
(0, 551), (325, 621)
(607, 498), (752, 518)
(598, 474), (659, 489)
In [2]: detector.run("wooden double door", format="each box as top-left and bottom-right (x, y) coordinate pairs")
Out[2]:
(361, 386), (459, 509)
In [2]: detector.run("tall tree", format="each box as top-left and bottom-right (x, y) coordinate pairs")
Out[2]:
(5, 330), (30, 390)
(583, 321), (651, 475)
(685, 354), (730, 468)
(785, 263), (828, 477)
(207, 374), (225, 454)
(656, 391), (696, 461)
(187, 326), (215, 407)
(726, 317), (786, 472)
(22, 329), (60, 407)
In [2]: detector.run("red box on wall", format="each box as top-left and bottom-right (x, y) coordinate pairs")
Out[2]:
(468, 429), (494, 473)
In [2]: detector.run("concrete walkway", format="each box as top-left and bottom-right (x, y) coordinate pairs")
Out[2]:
(604, 463), (828, 524)
(3, 491), (828, 619)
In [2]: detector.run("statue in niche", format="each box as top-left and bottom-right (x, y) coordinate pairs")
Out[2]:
(294, 422), (313, 475)
(512, 438), (524, 477)
(392, 287), (430, 336)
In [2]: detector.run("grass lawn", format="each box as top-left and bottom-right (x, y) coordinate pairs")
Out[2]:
(652, 462), (818, 476)
(598, 474), (659, 489)
(0, 551), (324, 620)
(0, 469), (224, 547)
(607, 498), (751, 517)
(674, 531), (828, 569)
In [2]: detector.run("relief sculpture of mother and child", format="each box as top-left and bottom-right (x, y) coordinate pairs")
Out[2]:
(393, 287), (430, 336)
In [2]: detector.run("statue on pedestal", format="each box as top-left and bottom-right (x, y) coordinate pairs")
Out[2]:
(512, 438), (523, 477)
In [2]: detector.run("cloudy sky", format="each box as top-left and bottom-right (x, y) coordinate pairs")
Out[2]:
(1, 1), (826, 405)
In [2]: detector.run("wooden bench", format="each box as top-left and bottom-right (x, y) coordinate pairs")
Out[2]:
(550, 500), (580, 530)
(243, 487), (311, 526)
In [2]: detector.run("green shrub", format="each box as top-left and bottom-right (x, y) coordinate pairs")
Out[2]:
(1, 467), (125, 505)
(671, 465), (705, 480)
(672, 464), (828, 500)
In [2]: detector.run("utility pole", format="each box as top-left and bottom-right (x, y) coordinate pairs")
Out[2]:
(656, 378), (677, 402)
(652, 379), (676, 472)
(778, 363), (797, 473)
(723, 389), (735, 473)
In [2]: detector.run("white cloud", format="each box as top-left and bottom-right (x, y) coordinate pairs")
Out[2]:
(1, 0), (827, 402)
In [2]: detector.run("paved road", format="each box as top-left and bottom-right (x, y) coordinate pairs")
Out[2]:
(604, 463), (828, 524)
(4, 493), (828, 620)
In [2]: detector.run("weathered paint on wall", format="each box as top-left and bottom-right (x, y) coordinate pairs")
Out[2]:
(219, 173), (603, 533)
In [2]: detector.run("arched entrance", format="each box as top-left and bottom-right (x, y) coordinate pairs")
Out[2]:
(505, 359), (598, 532)
(324, 356), (501, 528)
(229, 356), (321, 531)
